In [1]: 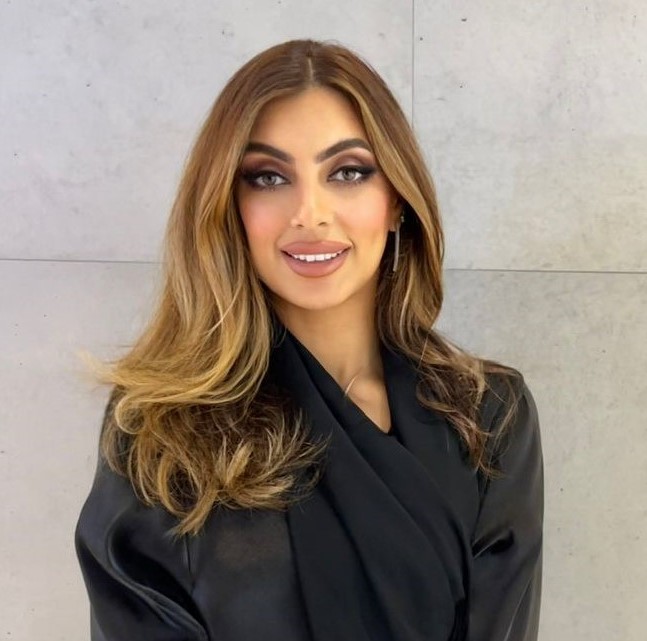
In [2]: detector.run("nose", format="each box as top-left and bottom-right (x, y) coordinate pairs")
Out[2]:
(290, 178), (333, 228)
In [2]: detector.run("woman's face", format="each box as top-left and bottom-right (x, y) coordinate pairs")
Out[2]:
(235, 86), (400, 316)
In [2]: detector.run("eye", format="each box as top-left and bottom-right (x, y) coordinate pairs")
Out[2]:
(330, 165), (376, 185)
(240, 170), (288, 191)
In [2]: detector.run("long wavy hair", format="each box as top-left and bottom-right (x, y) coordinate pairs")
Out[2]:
(82, 39), (523, 537)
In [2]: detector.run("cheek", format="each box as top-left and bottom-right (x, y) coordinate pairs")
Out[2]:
(339, 193), (392, 237)
(239, 202), (282, 253)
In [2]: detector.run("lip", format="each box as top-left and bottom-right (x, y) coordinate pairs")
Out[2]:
(280, 241), (351, 254)
(281, 247), (351, 278)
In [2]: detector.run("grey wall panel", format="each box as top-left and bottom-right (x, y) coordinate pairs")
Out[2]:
(0, 259), (161, 640)
(1, 0), (412, 262)
(414, 1), (647, 271)
(438, 269), (647, 641)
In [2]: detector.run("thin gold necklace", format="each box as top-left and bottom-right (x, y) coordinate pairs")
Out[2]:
(343, 371), (362, 397)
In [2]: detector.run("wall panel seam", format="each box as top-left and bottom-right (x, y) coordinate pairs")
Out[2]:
(1, 257), (646, 276)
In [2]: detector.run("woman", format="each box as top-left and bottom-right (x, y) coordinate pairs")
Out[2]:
(75, 39), (543, 641)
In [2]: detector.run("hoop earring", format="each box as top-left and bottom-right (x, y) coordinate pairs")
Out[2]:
(392, 213), (405, 273)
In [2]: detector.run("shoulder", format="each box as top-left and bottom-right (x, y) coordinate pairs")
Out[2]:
(478, 367), (542, 470)
(479, 367), (533, 428)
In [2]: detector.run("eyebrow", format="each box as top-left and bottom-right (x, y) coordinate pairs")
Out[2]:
(243, 137), (373, 164)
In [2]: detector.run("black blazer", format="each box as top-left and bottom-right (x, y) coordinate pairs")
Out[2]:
(75, 326), (544, 641)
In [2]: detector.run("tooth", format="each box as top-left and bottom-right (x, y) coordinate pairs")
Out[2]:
(289, 249), (344, 262)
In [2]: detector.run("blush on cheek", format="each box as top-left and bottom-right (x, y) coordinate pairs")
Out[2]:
(240, 205), (279, 237)
(239, 207), (285, 268)
(341, 212), (391, 237)
(247, 217), (275, 238)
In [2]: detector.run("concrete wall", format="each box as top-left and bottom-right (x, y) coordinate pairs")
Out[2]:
(1, 1), (645, 639)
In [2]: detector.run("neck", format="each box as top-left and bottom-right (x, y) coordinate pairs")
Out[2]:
(271, 296), (384, 391)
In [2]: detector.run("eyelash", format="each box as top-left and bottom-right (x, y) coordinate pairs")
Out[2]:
(240, 165), (376, 192)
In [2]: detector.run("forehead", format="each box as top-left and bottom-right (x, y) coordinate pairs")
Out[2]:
(249, 87), (367, 141)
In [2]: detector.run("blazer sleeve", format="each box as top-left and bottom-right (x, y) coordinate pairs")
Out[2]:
(467, 376), (544, 641)
(74, 436), (208, 640)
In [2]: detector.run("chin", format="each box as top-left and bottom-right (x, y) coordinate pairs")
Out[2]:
(281, 293), (350, 313)
(265, 284), (354, 314)
(261, 269), (378, 315)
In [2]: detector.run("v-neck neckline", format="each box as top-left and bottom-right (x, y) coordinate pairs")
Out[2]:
(278, 324), (403, 439)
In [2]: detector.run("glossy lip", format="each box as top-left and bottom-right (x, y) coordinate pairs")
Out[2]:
(282, 247), (351, 278)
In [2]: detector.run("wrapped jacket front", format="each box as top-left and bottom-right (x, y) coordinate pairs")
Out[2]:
(75, 327), (544, 641)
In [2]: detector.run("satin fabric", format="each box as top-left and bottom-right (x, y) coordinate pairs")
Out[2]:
(273, 325), (477, 641)
(75, 323), (543, 640)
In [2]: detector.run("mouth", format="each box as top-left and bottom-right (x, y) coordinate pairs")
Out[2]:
(280, 247), (351, 278)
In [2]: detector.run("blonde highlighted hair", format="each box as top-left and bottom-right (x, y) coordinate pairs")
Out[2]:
(82, 39), (523, 537)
